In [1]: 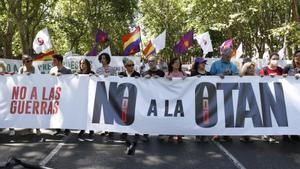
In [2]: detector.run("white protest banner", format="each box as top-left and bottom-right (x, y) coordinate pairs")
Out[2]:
(1, 75), (300, 135)
(0, 56), (141, 74)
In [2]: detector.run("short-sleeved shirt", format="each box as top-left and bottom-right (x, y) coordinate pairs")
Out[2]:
(49, 66), (72, 74)
(283, 64), (300, 76)
(210, 59), (239, 75)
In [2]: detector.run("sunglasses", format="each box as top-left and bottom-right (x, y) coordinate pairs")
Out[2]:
(126, 64), (135, 67)
(24, 60), (33, 63)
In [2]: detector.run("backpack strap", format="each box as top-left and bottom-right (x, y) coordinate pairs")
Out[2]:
(263, 67), (268, 75)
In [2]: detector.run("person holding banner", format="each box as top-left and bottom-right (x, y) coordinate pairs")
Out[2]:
(49, 54), (72, 136)
(49, 54), (72, 75)
(259, 53), (283, 76)
(210, 47), (238, 142)
(190, 57), (211, 76)
(210, 48), (239, 76)
(141, 56), (165, 142)
(165, 57), (187, 80)
(165, 57), (187, 142)
(118, 58), (147, 142)
(77, 58), (95, 141)
(283, 50), (300, 77)
(142, 56), (165, 78)
(119, 57), (140, 77)
(282, 50), (300, 142)
(239, 61), (257, 143)
(0, 61), (7, 74)
(8, 55), (41, 137)
(96, 53), (117, 76)
(259, 52), (283, 143)
(190, 57), (210, 143)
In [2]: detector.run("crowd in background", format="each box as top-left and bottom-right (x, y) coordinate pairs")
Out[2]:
(1, 47), (300, 144)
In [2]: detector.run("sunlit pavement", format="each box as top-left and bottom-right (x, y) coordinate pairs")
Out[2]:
(0, 129), (300, 169)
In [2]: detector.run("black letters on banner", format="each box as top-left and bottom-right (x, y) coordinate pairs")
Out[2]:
(217, 83), (238, 128)
(195, 82), (218, 128)
(235, 83), (263, 127)
(260, 82), (288, 127)
(147, 99), (157, 116)
(92, 82), (137, 126)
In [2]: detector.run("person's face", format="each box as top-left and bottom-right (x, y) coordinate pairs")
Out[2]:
(246, 64), (256, 75)
(23, 59), (33, 67)
(0, 64), (5, 72)
(80, 60), (88, 71)
(222, 53), (231, 61)
(125, 61), (135, 72)
(269, 55), (279, 67)
(101, 56), (108, 65)
(199, 62), (206, 70)
(294, 55), (300, 68)
(52, 58), (59, 67)
(148, 59), (157, 69)
(172, 59), (180, 70)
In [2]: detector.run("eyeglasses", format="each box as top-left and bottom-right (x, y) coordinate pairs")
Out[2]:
(148, 60), (155, 63)
(126, 64), (135, 67)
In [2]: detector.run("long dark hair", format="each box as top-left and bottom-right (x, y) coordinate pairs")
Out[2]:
(168, 57), (182, 73)
(79, 58), (92, 74)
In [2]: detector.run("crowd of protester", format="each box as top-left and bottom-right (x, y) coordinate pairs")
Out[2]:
(1, 48), (300, 144)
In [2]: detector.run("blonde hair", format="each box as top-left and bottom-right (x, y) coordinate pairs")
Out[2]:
(240, 62), (256, 76)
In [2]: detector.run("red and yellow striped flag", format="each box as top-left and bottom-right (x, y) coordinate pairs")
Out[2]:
(34, 50), (55, 61)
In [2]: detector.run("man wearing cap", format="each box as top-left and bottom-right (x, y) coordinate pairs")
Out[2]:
(210, 48), (239, 76)
(191, 57), (211, 76)
(210, 47), (238, 142)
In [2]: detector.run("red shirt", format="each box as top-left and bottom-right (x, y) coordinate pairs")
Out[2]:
(259, 66), (283, 76)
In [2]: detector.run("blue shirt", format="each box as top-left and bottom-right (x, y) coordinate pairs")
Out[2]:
(210, 59), (239, 75)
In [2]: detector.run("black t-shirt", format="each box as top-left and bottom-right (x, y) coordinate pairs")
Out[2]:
(190, 70), (211, 76)
(142, 69), (165, 77)
(118, 71), (140, 77)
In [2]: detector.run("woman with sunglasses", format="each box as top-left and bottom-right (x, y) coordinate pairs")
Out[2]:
(118, 58), (140, 142)
(118, 58), (140, 77)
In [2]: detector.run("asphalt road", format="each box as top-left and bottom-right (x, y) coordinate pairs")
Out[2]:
(0, 129), (299, 169)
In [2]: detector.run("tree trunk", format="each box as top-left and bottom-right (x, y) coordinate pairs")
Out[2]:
(291, 0), (300, 22)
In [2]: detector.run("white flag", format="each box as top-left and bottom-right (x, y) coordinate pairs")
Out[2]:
(33, 28), (53, 54)
(152, 30), (166, 52)
(194, 32), (213, 56)
(236, 43), (243, 59)
(98, 46), (112, 57)
(278, 46), (285, 60)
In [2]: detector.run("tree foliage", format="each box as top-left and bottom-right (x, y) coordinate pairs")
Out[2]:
(0, 0), (299, 60)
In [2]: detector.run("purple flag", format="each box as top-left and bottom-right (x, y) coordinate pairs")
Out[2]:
(174, 30), (194, 54)
(86, 47), (98, 56)
(95, 30), (108, 44)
